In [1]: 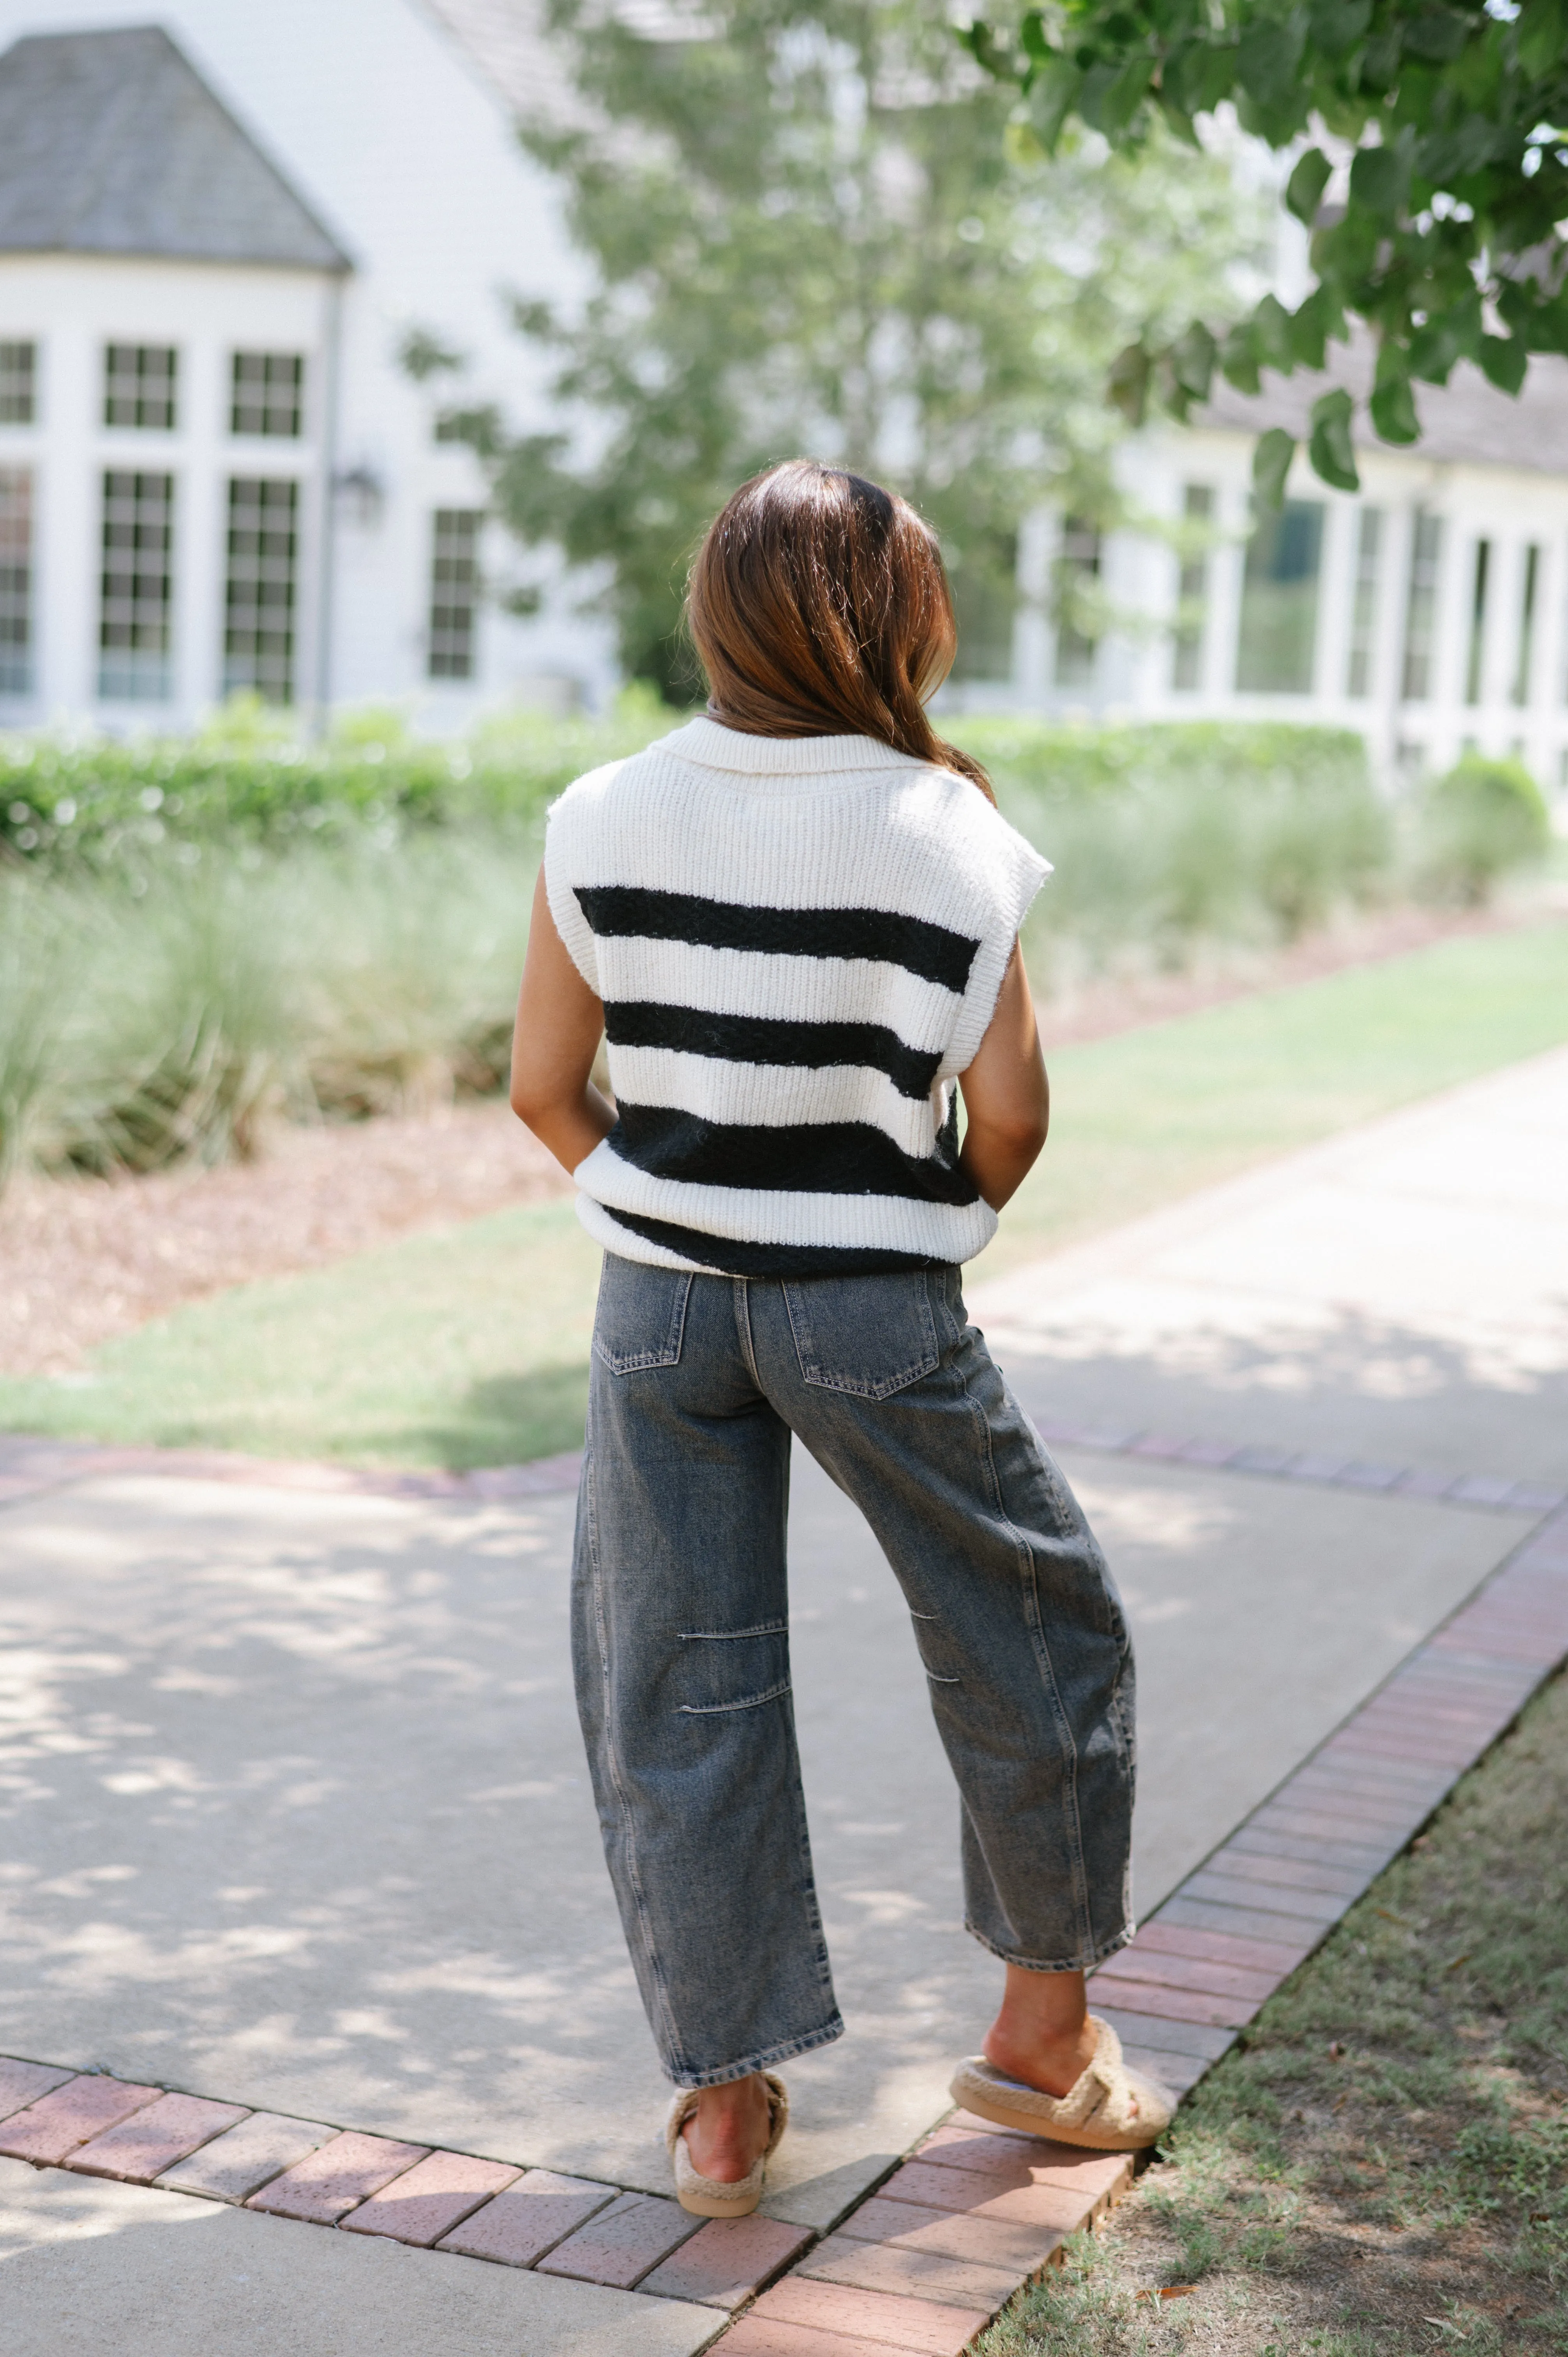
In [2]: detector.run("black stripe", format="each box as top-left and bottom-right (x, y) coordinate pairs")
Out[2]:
(607, 1106), (980, 1207)
(604, 1003), (941, 1102)
(577, 886), (978, 993)
(600, 1205), (953, 1279)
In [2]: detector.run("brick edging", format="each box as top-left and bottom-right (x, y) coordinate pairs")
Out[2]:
(1028, 1416), (1564, 1518)
(710, 1498), (1568, 2352)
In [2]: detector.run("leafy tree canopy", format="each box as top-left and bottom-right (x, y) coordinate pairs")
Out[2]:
(959, 1), (1568, 503)
(438, 0), (1260, 695)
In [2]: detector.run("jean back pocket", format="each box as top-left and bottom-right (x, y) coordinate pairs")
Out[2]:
(593, 1257), (694, 1375)
(782, 1270), (940, 1400)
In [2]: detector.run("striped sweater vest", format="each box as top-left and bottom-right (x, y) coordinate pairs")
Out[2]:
(543, 717), (1049, 1277)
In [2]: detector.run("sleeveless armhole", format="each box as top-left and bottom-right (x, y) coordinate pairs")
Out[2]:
(941, 807), (1051, 1079)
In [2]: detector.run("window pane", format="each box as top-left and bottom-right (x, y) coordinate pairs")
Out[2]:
(98, 470), (175, 700)
(0, 467), (33, 694)
(224, 477), (299, 703)
(1236, 500), (1323, 693)
(428, 508), (483, 680)
(1401, 509), (1443, 702)
(103, 345), (178, 431)
(1054, 517), (1101, 689)
(948, 531), (1017, 683)
(231, 351), (305, 438)
(1513, 543), (1541, 707)
(0, 341), (36, 425)
(1345, 507), (1383, 699)
(1172, 483), (1213, 692)
(1465, 539), (1490, 706)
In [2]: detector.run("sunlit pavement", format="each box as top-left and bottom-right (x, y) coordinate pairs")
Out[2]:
(1, 1047), (1564, 2352)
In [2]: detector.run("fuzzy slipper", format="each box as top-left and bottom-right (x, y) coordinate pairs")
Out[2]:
(665, 2073), (789, 2217)
(950, 2019), (1174, 2152)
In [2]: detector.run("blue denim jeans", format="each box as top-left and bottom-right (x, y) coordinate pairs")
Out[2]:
(571, 1253), (1136, 2089)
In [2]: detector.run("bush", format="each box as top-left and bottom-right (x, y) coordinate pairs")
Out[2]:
(1417, 755), (1552, 905)
(950, 720), (1390, 977)
(0, 710), (1447, 1189)
(0, 689), (673, 874)
(0, 832), (537, 1181)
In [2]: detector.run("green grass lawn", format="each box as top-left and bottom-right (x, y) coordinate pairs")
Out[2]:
(4, 919), (1567, 1469)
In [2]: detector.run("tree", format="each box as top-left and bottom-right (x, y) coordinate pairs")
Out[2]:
(959, 2), (1568, 502)
(439, 0), (1260, 694)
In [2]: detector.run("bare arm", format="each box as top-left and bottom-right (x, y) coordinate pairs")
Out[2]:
(957, 939), (1049, 1211)
(509, 867), (616, 1174)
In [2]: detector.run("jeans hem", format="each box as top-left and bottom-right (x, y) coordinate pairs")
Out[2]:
(664, 2011), (846, 2091)
(963, 1917), (1137, 1973)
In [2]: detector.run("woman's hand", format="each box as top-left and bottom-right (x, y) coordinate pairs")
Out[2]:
(509, 869), (617, 1176)
(957, 938), (1049, 1211)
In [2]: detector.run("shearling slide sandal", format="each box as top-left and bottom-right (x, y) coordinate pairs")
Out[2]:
(950, 2018), (1175, 2152)
(665, 2072), (789, 2217)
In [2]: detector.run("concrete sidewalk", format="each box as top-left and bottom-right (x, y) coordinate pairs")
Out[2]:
(2, 1046), (1564, 2352)
(970, 1042), (1568, 1484)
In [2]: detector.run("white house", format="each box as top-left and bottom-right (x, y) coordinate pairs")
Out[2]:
(3, 2), (1567, 797)
(947, 341), (1568, 801)
(0, 3), (611, 731)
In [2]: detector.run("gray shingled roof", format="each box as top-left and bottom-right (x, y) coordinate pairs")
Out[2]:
(1198, 329), (1568, 476)
(0, 25), (348, 270)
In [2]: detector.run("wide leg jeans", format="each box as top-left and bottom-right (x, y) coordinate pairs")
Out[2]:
(571, 1254), (1137, 2089)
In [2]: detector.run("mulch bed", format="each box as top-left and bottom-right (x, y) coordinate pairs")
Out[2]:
(0, 1102), (570, 1376)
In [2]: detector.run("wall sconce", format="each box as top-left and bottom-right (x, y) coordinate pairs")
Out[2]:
(333, 463), (385, 528)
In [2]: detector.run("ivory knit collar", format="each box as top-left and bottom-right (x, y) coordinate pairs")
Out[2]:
(655, 716), (922, 777)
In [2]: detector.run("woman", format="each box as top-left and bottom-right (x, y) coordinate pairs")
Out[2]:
(509, 460), (1170, 2218)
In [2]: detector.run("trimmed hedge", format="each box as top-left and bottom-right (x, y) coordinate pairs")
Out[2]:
(0, 692), (673, 871)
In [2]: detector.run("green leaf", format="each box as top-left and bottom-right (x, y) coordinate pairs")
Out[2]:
(1028, 57), (1083, 149)
(1107, 340), (1153, 426)
(1403, 9), (1470, 63)
(1098, 53), (1155, 135)
(1285, 148), (1333, 227)
(1252, 293), (1295, 372)
(1190, 38), (1241, 113)
(1308, 0), (1371, 56)
(1517, 288), (1568, 356)
(1169, 320), (1218, 402)
(1516, 0), (1565, 79)
(1289, 284), (1342, 369)
(1253, 427), (1296, 508)
(1020, 11), (1052, 64)
(1308, 387), (1359, 490)
(1349, 141), (1409, 220)
(1409, 291), (1483, 383)
(1237, 14), (1307, 107)
(1478, 334), (1528, 393)
(1370, 370), (1421, 443)
(1220, 320), (1261, 394)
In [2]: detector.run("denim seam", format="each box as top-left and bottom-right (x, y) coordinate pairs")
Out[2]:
(962, 1915), (1137, 1974)
(677, 1680), (793, 1715)
(733, 1276), (762, 1387)
(584, 1444), (682, 2067)
(680, 1621), (788, 1642)
(947, 1280), (1096, 1960)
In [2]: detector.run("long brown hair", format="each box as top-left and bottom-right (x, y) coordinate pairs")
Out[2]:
(686, 461), (993, 799)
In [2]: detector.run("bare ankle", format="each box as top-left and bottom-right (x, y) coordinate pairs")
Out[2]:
(683, 2073), (772, 2183)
